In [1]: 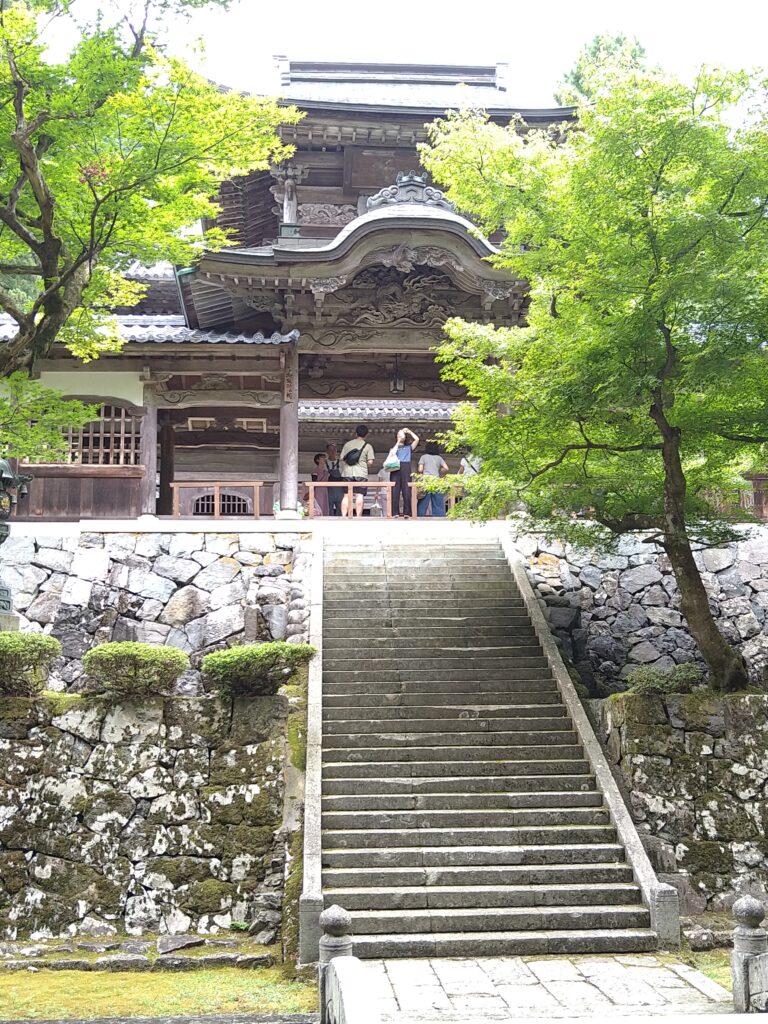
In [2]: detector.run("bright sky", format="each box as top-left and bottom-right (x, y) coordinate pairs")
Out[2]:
(167, 0), (767, 105)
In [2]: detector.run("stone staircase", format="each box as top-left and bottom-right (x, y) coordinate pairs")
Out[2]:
(319, 541), (658, 957)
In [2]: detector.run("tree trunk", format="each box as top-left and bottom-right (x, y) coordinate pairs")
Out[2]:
(663, 532), (748, 692)
(651, 400), (749, 692)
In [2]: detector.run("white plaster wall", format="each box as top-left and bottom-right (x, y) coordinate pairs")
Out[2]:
(39, 371), (145, 408)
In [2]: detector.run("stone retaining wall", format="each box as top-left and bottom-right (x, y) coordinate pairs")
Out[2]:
(592, 692), (768, 911)
(0, 693), (293, 940)
(519, 527), (768, 695)
(0, 532), (311, 694)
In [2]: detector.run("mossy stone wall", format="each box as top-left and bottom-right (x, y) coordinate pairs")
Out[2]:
(0, 693), (289, 940)
(593, 692), (768, 910)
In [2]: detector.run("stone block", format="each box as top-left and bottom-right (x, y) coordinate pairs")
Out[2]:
(667, 694), (725, 736)
(194, 558), (241, 592)
(620, 565), (663, 594)
(152, 556), (200, 584)
(160, 586), (211, 628)
(70, 547), (111, 582)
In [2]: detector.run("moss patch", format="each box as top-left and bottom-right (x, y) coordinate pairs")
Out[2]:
(0, 967), (317, 1019)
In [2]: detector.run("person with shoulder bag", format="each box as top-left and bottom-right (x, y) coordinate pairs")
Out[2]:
(384, 427), (419, 518)
(325, 442), (343, 516)
(339, 424), (375, 518)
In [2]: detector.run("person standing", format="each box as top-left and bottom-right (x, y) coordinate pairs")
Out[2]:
(417, 440), (449, 517)
(340, 425), (374, 518)
(386, 427), (419, 517)
(312, 452), (330, 516)
(459, 452), (483, 478)
(326, 443), (343, 516)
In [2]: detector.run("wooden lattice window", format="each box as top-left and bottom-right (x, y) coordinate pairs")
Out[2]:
(67, 405), (141, 466)
(193, 493), (251, 517)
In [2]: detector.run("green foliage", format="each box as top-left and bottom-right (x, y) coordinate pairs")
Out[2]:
(0, 372), (96, 461)
(82, 641), (189, 699)
(420, 68), (768, 690)
(0, 632), (61, 697)
(0, 0), (300, 374)
(625, 663), (704, 696)
(202, 643), (315, 699)
(554, 33), (647, 105)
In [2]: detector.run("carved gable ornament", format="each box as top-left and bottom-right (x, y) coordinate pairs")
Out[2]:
(367, 172), (455, 213)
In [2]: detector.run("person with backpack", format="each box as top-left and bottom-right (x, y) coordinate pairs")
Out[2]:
(383, 427), (419, 518)
(325, 442), (344, 516)
(339, 424), (375, 518)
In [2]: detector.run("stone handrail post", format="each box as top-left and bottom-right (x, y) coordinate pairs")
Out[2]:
(732, 895), (768, 1012)
(319, 905), (353, 1024)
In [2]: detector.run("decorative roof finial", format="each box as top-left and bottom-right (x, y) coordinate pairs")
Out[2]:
(367, 171), (455, 212)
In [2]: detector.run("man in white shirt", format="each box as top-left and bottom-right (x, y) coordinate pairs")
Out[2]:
(339, 424), (375, 518)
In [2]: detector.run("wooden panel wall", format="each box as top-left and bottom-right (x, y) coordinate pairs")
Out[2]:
(16, 466), (144, 521)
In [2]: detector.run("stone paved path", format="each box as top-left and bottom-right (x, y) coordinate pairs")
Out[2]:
(363, 954), (732, 1021)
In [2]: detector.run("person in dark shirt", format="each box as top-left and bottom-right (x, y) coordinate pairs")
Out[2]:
(387, 427), (419, 518)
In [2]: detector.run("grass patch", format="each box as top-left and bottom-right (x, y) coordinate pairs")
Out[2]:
(681, 949), (732, 992)
(0, 967), (317, 1019)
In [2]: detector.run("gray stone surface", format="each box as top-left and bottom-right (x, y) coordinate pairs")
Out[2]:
(365, 954), (731, 1021)
(0, 532), (310, 694)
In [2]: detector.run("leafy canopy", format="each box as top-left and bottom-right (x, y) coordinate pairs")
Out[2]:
(0, 372), (95, 461)
(554, 33), (647, 106)
(0, 0), (299, 372)
(420, 69), (768, 549)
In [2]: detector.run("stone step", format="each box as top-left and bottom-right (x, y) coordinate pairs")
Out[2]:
(323, 624), (535, 638)
(323, 635), (538, 651)
(323, 702), (567, 722)
(323, 824), (615, 849)
(349, 927), (658, 958)
(325, 575), (519, 585)
(323, 715), (572, 735)
(322, 772), (595, 795)
(323, 729), (579, 750)
(323, 689), (562, 707)
(325, 616), (536, 628)
(324, 585), (522, 596)
(321, 862), (634, 889)
(321, 742), (584, 763)
(324, 597), (526, 608)
(322, 790), (602, 811)
(345, 904), (650, 935)
(323, 652), (547, 670)
(322, 758), (591, 780)
(323, 670), (555, 689)
(322, 807), (610, 830)
(322, 881), (642, 911)
(322, 842), (627, 869)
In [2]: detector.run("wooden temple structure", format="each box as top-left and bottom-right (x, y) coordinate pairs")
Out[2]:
(15, 60), (572, 520)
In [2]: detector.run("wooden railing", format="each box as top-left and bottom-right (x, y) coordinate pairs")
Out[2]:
(170, 481), (263, 518)
(166, 479), (462, 519)
(306, 480), (461, 518)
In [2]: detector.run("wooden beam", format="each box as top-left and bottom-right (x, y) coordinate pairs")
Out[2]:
(158, 424), (175, 515)
(278, 343), (300, 516)
(155, 388), (281, 410)
(139, 396), (158, 514)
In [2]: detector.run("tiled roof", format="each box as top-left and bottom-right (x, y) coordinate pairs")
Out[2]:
(298, 399), (459, 421)
(120, 323), (299, 345)
(0, 314), (298, 346)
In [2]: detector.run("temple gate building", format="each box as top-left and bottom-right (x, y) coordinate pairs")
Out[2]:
(15, 60), (571, 521)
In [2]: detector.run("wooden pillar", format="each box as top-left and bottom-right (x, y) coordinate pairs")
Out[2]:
(139, 391), (158, 515)
(158, 424), (175, 516)
(278, 342), (300, 518)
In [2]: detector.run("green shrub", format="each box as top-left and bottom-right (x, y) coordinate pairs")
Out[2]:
(202, 642), (315, 699)
(0, 632), (61, 697)
(626, 662), (704, 696)
(83, 641), (189, 699)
